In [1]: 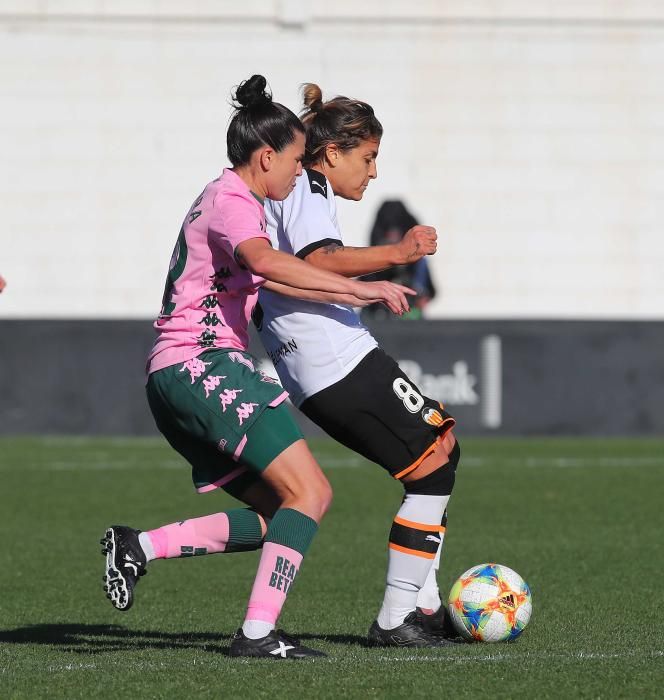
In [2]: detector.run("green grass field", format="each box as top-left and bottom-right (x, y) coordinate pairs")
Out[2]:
(1, 436), (663, 699)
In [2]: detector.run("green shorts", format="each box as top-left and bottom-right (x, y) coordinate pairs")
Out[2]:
(146, 349), (303, 495)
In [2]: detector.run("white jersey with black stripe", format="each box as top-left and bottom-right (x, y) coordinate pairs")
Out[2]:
(256, 169), (377, 407)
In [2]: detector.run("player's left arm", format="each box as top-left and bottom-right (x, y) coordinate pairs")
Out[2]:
(303, 225), (437, 277)
(262, 279), (373, 308)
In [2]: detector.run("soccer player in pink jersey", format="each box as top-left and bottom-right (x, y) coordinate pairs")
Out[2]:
(100, 75), (414, 659)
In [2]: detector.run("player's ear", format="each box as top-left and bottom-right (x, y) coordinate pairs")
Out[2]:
(259, 146), (274, 172)
(324, 143), (340, 168)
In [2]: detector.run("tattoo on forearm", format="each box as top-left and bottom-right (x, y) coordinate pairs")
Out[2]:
(321, 243), (344, 255)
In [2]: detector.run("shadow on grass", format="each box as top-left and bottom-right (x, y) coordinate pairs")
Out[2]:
(0, 624), (230, 655)
(0, 624), (367, 654)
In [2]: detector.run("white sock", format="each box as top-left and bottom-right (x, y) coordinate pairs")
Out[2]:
(138, 532), (156, 562)
(376, 493), (449, 630)
(242, 619), (274, 639)
(416, 538), (443, 612)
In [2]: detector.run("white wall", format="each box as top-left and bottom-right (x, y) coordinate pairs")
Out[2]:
(1, 1), (663, 319)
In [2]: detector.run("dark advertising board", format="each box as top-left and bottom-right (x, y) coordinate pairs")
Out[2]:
(0, 320), (662, 436)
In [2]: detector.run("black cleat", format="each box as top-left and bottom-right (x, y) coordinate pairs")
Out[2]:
(367, 611), (460, 648)
(229, 629), (326, 659)
(100, 525), (147, 611)
(416, 605), (462, 640)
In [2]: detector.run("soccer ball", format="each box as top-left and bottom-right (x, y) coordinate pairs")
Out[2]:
(447, 563), (532, 642)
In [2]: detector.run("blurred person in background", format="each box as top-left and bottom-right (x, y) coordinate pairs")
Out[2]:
(255, 83), (461, 648)
(0, 275), (6, 293)
(99, 75), (412, 660)
(362, 200), (437, 320)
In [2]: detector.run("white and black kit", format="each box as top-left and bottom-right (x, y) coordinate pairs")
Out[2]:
(256, 169), (455, 478)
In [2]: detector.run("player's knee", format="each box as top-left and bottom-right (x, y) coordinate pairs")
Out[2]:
(274, 468), (332, 523)
(302, 475), (333, 522)
(403, 460), (456, 497)
(317, 477), (334, 517)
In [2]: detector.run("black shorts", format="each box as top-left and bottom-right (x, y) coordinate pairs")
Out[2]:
(300, 348), (455, 479)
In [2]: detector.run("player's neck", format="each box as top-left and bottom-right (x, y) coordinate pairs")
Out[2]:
(309, 164), (335, 194)
(231, 165), (267, 201)
(309, 164), (325, 177)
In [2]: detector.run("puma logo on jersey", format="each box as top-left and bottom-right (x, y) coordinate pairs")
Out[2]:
(307, 169), (328, 197)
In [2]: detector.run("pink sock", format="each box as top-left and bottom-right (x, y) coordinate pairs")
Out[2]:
(146, 513), (231, 559)
(244, 543), (304, 626)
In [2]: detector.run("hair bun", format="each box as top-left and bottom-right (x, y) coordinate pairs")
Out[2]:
(301, 83), (324, 113)
(235, 75), (272, 109)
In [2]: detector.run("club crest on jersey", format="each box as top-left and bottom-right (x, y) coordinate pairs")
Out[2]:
(422, 407), (445, 427)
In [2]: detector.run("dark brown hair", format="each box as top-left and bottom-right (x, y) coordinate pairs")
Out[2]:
(300, 83), (383, 167)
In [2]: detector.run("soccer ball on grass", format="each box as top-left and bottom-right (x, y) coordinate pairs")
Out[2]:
(447, 563), (532, 642)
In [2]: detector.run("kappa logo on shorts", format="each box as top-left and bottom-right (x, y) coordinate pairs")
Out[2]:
(203, 375), (226, 398)
(228, 352), (255, 372)
(421, 407), (445, 427)
(236, 402), (259, 425)
(219, 388), (243, 412)
(258, 371), (279, 385)
(180, 358), (211, 384)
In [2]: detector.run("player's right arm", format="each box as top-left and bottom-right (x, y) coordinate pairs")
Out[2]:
(302, 225), (437, 277)
(279, 171), (436, 278)
(236, 238), (415, 315)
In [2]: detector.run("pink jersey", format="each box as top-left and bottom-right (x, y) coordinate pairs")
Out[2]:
(147, 168), (268, 375)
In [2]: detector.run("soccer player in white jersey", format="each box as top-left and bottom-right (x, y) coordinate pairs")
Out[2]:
(255, 84), (462, 648)
(100, 76), (414, 659)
